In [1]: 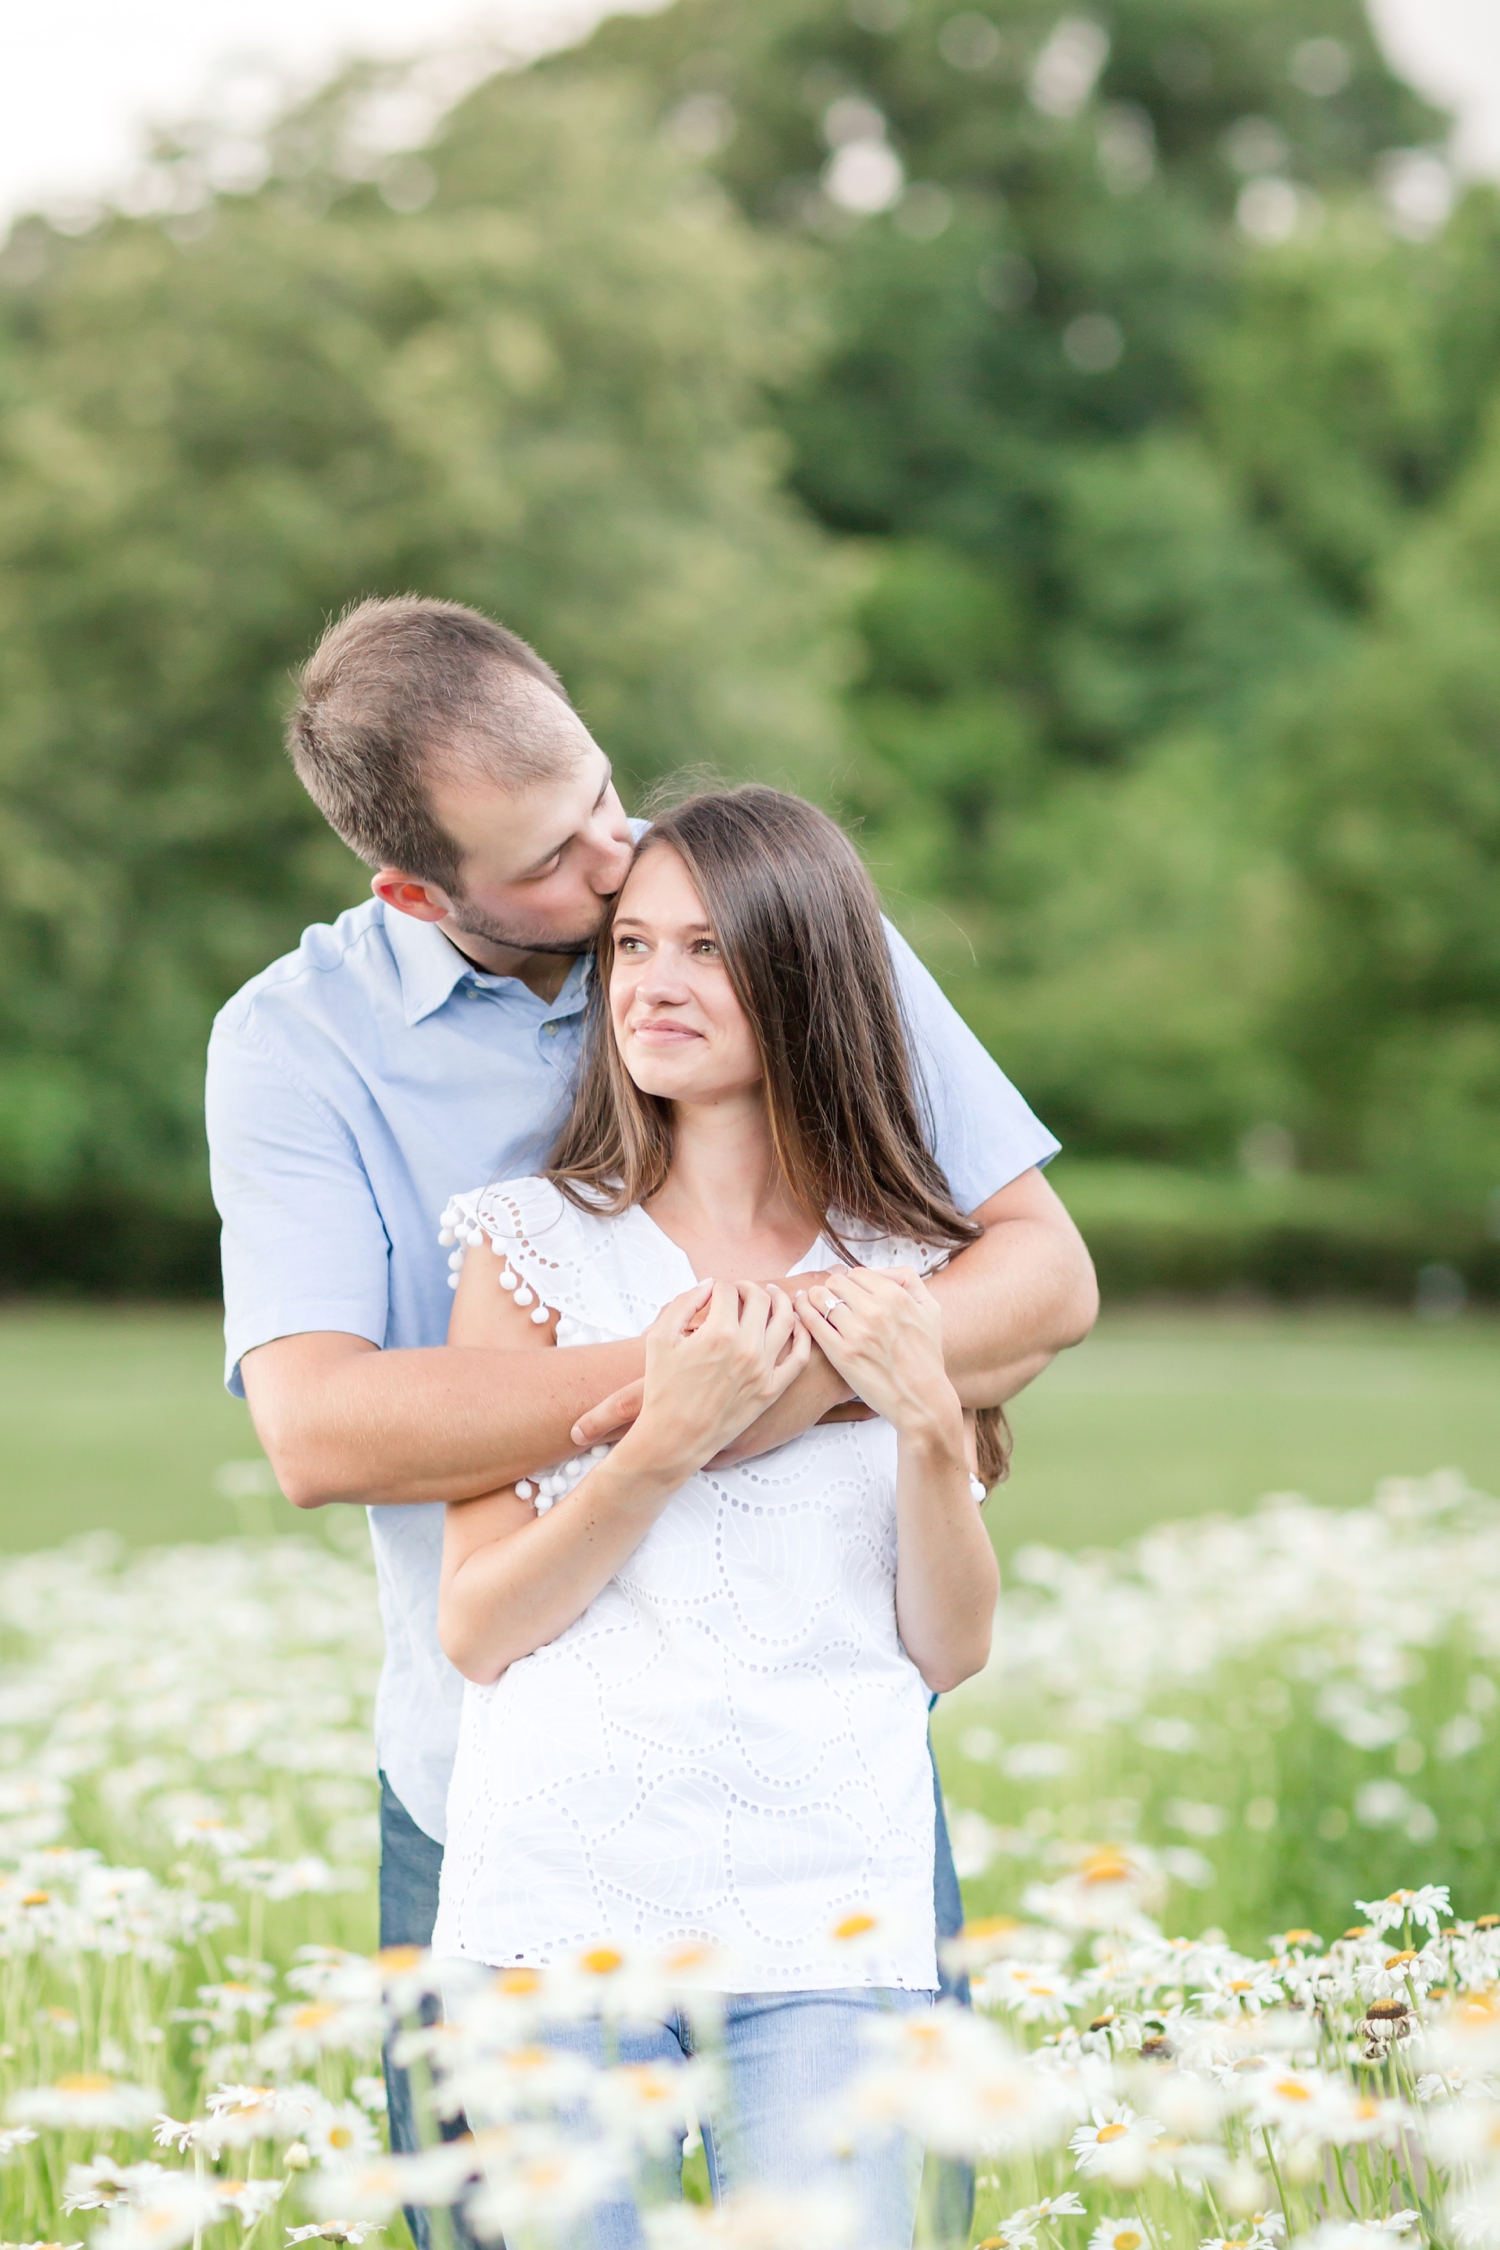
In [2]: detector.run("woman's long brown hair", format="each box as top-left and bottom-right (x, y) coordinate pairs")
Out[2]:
(546, 786), (1010, 1487)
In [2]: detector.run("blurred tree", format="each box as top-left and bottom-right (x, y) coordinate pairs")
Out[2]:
(915, 732), (1300, 1166)
(1204, 190), (1500, 606)
(0, 0), (1494, 1296)
(0, 65), (848, 1282)
(1273, 392), (1500, 1207)
(562, 0), (1437, 677)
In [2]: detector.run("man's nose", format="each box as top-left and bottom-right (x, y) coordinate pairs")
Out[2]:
(587, 831), (636, 895)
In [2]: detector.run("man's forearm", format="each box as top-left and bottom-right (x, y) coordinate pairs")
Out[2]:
(243, 1334), (645, 1510)
(927, 1182), (1098, 1411)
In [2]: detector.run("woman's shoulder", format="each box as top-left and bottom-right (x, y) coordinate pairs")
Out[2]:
(442, 1173), (611, 1243)
(438, 1176), (666, 1335)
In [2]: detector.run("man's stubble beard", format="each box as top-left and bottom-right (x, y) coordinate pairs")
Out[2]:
(446, 894), (609, 958)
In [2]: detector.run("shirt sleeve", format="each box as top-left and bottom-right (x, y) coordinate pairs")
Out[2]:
(883, 920), (1060, 1214)
(206, 1012), (393, 1396)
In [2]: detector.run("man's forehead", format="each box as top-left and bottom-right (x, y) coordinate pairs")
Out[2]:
(429, 739), (605, 857)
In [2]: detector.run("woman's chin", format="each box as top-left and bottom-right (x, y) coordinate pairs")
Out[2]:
(623, 1057), (752, 1107)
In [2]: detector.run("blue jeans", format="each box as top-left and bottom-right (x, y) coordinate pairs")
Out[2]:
(380, 1749), (975, 2241)
(541, 1989), (932, 2249)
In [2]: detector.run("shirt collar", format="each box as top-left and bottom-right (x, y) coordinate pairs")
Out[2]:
(384, 904), (593, 1027)
(385, 908), (473, 1026)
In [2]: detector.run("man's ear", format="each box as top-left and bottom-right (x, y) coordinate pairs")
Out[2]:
(372, 868), (454, 923)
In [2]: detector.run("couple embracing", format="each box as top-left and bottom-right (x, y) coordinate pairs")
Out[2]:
(207, 596), (1096, 2245)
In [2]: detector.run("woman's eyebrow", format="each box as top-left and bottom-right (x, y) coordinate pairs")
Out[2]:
(613, 915), (714, 935)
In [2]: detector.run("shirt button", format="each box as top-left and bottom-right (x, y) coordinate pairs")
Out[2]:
(543, 1022), (559, 1037)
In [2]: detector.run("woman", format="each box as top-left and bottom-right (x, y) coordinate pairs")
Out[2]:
(431, 787), (1003, 2244)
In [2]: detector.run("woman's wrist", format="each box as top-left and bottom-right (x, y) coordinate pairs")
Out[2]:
(893, 1390), (967, 1465)
(608, 1415), (705, 1495)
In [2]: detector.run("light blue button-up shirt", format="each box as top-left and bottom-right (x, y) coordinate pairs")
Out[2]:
(206, 897), (1059, 1839)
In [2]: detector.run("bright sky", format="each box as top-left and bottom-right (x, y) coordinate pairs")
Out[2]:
(1, 0), (1497, 226)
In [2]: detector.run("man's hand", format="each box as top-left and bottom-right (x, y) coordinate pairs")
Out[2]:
(570, 1376), (645, 1450)
(570, 1267), (853, 1454)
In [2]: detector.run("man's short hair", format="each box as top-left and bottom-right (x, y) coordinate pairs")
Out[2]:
(287, 595), (576, 893)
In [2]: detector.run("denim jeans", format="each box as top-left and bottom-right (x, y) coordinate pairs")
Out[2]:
(540, 1989), (932, 2249)
(379, 1774), (480, 2250)
(380, 1743), (975, 2244)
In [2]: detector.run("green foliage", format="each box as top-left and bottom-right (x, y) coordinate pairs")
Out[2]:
(1204, 192), (1500, 604)
(0, 0), (1496, 1289)
(0, 64), (848, 1268)
(1274, 396), (1500, 1199)
(564, 0), (1498, 1232)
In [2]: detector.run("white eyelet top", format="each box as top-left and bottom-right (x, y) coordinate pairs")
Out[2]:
(430, 1175), (949, 1991)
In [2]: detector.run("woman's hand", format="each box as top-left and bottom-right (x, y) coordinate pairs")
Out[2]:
(617, 1278), (811, 1483)
(795, 1266), (962, 1446)
(798, 1264), (994, 1694)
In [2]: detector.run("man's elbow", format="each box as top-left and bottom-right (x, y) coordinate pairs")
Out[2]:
(249, 1403), (348, 1512)
(1057, 1239), (1100, 1348)
(262, 1438), (337, 1511)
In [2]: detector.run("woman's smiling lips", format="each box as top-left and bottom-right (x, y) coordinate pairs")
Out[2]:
(630, 1018), (703, 1044)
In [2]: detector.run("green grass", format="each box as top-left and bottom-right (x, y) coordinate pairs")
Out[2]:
(991, 1302), (1500, 1555)
(0, 1304), (271, 1549)
(1, 1301), (1496, 1555)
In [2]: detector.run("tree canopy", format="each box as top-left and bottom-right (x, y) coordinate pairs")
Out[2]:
(0, 0), (1495, 1290)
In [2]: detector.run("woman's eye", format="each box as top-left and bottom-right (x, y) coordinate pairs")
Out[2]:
(693, 940), (720, 958)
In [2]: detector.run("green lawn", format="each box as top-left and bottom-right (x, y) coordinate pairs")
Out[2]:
(991, 1302), (1500, 1555)
(1, 1301), (1496, 1554)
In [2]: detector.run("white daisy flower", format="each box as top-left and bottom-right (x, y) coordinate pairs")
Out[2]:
(464, 2125), (621, 2239)
(1070, 2107), (1163, 2185)
(641, 2185), (860, 2247)
(63, 2160), (167, 2213)
(1087, 2216), (1151, 2250)
(285, 2226), (383, 2245)
(92, 2175), (223, 2250)
(1355, 1888), (1451, 1938)
(10, 2077), (163, 2133)
(304, 2102), (380, 2171)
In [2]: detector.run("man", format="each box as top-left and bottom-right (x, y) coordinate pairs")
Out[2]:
(207, 595), (1096, 2224)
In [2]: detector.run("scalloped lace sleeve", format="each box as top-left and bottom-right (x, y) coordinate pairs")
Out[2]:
(437, 1176), (621, 1513)
(440, 1177), (561, 1323)
(438, 1173), (634, 1334)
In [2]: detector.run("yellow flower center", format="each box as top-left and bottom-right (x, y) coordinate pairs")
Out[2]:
(833, 1912), (878, 1940)
(661, 1943), (714, 1972)
(1114, 2232), (1143, 2249)
(375, 1945), (424, 1972)
(55, 2074), (112, 2093)
(293, 2003), (338, 2030)
(1081, 1851), (1133, 1887)
(580, 1947), (623, 1976)
(1097, 2121), (1129, 2142)
(1272, 2078), (1312, 2101)
(22, 1892), (49, 1907)
(495, 1967), (541, 1996)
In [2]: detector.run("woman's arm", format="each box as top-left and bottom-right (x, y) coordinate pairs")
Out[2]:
(440, 1279), (811, 1684)
(797, 1269), (999, 1694)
